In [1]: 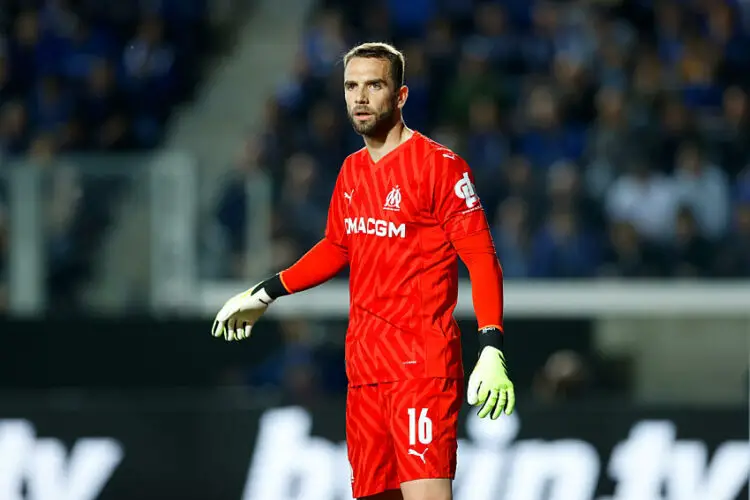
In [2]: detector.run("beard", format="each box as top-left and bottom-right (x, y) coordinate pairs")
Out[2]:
(347, 101), (398, 137)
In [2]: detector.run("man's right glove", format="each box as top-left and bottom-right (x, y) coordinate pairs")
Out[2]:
(467, 327), (516, 419)
(211, 274), (288, 341)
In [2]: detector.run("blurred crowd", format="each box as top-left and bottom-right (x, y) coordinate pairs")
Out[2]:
(0, 0), (213, 309)
(1, 0), (210, 153)
(217, 0), (750, 280)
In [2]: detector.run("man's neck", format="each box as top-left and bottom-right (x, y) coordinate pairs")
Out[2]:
(364, 121), (413, 163)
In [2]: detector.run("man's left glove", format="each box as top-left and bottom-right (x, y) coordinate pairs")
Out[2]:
(211, 274), (288, 341)
(467, 327), (516, 419)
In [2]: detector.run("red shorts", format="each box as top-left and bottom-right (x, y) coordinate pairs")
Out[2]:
(345, 378), (462, 498)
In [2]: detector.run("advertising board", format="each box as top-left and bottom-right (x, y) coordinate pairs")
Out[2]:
(0, 401), (746, 500)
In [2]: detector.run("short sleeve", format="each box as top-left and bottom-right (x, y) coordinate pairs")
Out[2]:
(324, 165), (350, 255)
(429, 150), (490, 242)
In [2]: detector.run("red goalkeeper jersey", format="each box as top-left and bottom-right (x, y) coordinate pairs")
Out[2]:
(325, 132), (490, 386)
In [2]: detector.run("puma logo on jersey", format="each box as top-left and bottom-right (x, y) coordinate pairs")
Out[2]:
(344, 190), (354, 204)
(345, 217), (406, 238)
(408, 447), (428, 463)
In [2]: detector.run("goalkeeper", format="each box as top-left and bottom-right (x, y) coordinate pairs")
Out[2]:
(213, 42), (514, 500)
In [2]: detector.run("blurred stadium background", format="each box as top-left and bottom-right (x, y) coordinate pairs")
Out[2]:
(0, 0), (748, 499)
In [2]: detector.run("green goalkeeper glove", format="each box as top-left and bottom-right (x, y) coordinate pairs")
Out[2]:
(211, 274), (288, 341)
(467, 328), (516, 419)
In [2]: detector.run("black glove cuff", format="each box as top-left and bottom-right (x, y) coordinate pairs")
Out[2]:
(478, 326), (504, 354)
(253, 274), (290, 300)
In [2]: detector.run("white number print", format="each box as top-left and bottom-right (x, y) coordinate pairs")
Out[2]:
(407, 408), (433, 445)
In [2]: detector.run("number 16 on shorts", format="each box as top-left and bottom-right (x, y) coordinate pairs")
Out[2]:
(407, 408), (433, 465)
(408, 408), (433, 446)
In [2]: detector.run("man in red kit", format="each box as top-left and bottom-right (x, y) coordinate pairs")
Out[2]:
(212, 42), (515, 500)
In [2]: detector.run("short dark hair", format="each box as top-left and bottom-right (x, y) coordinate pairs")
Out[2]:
(343, 42), (405, 88)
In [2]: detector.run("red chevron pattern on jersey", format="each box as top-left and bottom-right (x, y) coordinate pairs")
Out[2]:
(325, 131), (490, 386)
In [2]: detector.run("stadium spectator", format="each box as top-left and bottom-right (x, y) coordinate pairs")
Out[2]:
(714, 195), (750, 277)
(277, 152), (328, 251)
(0, 101), (29, 155)
(491, 196), (531, 278)
(668, 205), (716, 277)
(672, 140), (730, 240)
(532, 350), (593, 403)
(713, 86), (750, 180)
(605, 156), (678, 243)
(529, 208), (601, 278)
(599, 220), (665, 278)
(247, 319), (326, 404)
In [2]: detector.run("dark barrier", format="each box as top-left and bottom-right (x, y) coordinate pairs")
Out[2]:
(0, 395), (746, 500)
(0, 317), (592, 389)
